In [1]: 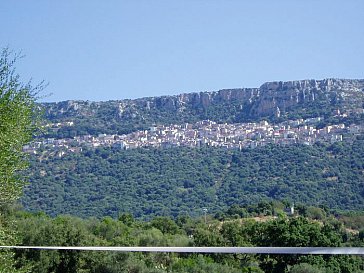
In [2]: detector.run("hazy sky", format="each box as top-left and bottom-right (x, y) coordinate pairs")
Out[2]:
(1, 1), (363, 102)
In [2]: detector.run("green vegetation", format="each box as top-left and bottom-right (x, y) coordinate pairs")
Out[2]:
(0, 49), (41, 205)
(0, 48), (42, 272)
(23, 138), (364, 219)
(7, 206), (364, 273)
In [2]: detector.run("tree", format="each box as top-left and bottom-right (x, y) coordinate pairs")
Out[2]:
(253, 217), (343, 273)
(0, 48), (43, 272)
(0, 48), (42, 203)
(288, 263), (324, 273)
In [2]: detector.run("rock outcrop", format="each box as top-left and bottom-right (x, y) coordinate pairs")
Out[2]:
(41, 79), (364, 134)
(252, 79), (364, 116)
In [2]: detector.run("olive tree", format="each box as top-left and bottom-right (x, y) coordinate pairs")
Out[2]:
(0, 48), (43, 272)
(0, 48), (42, 204)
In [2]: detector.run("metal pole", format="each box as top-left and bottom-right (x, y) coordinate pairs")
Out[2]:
(202, 208), (208, 224)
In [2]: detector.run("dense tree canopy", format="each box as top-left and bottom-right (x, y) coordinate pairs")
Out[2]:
(23, 139), (364, 219)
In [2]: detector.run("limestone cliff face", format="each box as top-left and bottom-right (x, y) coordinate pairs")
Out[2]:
(42, 78), (364, 123)
(116, 79), (364, 119)
(137, 87), (259, 111)
(251, 79), (364, 117)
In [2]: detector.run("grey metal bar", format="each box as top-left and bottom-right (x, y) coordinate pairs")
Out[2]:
(0, 246), (363, 255)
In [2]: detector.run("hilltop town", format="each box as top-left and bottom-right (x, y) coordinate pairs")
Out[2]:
(24, 112), (363, 157)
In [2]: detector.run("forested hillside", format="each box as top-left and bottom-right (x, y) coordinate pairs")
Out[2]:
(22, 137), (364, 219)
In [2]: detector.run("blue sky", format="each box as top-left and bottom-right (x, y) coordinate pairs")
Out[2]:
(1, 1), (363, 102)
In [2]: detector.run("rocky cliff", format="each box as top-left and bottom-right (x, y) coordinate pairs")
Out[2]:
(42, 79), (364, 136)
(252, 79), (364, 116)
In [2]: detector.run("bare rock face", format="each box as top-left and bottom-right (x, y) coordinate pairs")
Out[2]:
(42, 78), (364, 125)
(156, 88), (260, 112)
(43, 100), (95, 118)
(128, 89), (260, 114)
(144, 79), (364, 117)
(250, 79), (364, 116)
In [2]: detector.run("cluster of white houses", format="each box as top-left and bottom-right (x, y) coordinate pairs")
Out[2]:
(23, 117), (363, 156)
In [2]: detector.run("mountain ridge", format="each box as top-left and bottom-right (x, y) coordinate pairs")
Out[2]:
(40, 78), (364, 137)
(43, 78), (364, 104)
